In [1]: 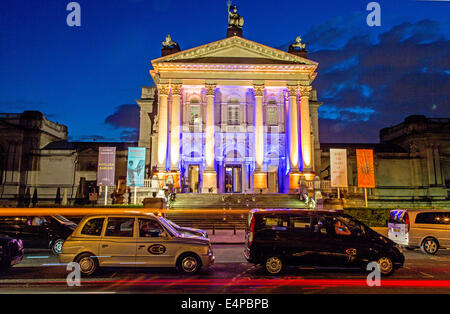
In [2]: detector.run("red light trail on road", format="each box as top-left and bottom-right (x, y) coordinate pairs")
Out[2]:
(2, 278), (450, 289)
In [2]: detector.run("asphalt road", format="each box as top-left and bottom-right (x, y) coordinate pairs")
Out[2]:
(2, 244), (450, 294)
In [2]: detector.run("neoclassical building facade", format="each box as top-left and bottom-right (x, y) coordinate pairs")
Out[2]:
(138, 35), (322, 194)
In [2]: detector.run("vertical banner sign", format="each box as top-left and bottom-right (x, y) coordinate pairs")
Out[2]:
(356, 149), (376, 188)
(97, 147), (116, 186)
(330, 148), (348, 187)
(127, 147), (146, 187)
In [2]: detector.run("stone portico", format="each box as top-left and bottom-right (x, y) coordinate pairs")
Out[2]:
(138, 35), (322, 194)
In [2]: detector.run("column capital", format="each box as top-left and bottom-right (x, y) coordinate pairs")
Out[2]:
(157, 83), (170, 96)
(205, 83), (217, 96)
(171, 83), (182, 96)
(287, 85), (298, 97)
(299, 85), (312, 97)
(253, 84), (265, 97)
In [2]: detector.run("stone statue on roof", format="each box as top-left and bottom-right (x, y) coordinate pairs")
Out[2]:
(162, 34), (179, 49)
(227, 0), (244, 28)
(290, 36), (306, 50)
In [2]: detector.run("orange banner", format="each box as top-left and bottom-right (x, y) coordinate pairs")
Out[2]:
(356, 149), (375, 188)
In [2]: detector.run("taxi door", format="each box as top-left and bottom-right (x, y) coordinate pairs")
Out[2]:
(135, 218), (179, 267)
(98, 217), (137, 267)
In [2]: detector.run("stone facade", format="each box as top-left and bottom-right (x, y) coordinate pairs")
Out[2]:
(320, 116), (449, 208)
(0, 111), (136, 206)
(138, 35), (322, 194)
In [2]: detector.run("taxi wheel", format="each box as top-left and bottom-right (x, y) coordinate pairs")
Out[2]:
(264, 256), (284, 275)
(377, 256), (394, 276)
(51, 239), (64, 255)
(177, 253), (201, 275)
(421, 238), (439, 255)
(75, 253), (98, 276)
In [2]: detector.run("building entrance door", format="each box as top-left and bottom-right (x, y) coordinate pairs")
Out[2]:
(224, 165), (242, 193)
(188, 165), (200, 193)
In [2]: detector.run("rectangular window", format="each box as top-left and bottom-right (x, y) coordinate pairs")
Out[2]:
(227, 105), (240, 125)
(138, 218), (164, 238)
(290, 216), (312, 231)
(416, 212), (450, 225)
(105, 218), (134, 237)
(266, 107), (278, 125)
(260, 215), (288, 231)
(81, 218), (104, 236)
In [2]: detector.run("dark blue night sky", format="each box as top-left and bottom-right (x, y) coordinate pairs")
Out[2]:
(0, 0), (449, 143)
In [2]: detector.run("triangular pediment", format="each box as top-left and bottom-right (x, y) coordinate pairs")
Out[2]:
(152, 36), (317, 66)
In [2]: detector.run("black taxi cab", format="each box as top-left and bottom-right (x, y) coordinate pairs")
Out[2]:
(244, 209), (404, 276)
(59, 213), (214, 276)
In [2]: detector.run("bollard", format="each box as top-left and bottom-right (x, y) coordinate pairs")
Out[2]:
(212, 223), (215, 235)
(233, 224), (236, 235)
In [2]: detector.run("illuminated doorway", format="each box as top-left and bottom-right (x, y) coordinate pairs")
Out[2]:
(224, 165), (242, 193)
(188, 165), (200, 193)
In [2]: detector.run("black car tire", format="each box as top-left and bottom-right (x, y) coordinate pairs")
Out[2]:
(177, 253), (202, 275)
(75, 253), (99, 276)
(51, 238), (64, 255)
(421, 237), (439, 255)
(264, 256), (284, 275)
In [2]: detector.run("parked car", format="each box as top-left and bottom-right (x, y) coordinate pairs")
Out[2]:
(0, 235), (24, 273)
(165, 219), (208, 238)
(0, 215), (77, 254)
(59, 213), (215, 276)
(388, 209), (450, 254)
(244, 209), (404, 276)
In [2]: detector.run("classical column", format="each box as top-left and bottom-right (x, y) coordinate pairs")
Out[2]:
(253, 84), (267, 191)
(299, 85), (313, 174)
(287, 85), (300, 191)
(170, 84), (182, 170)
(202, 83), (217, 193)
(156, 83), (169, 172)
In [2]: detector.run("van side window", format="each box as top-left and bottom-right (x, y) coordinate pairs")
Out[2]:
(105, 218), (135, 237)
(81, 218), (104, 236)
(261, 215), (288, 231)
(416, 212), (450, 225)
(290, 216), (313, 233)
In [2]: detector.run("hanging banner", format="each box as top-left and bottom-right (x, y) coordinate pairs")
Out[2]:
(127, 147), (146, 187)
(97, 147), (116, 186)
(330, 148), (348, 187)
(356, 149), (376, 188)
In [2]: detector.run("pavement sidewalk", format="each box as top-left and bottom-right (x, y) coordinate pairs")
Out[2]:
(206, 229), (245, 244)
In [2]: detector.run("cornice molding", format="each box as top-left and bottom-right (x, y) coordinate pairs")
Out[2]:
(152, 36), (318, 67)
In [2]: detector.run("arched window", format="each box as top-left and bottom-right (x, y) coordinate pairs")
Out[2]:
(227, 99), (240, 125)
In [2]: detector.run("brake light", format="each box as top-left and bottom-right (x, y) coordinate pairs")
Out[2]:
(249, 216), (255, 246)
(405, 213), (410, 234)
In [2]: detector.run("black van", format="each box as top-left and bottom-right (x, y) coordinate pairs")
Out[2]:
(244, 209), (404, 275)
(0, 215), (77, 254)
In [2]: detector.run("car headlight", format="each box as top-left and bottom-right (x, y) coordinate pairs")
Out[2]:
(394, 244), (403, 253)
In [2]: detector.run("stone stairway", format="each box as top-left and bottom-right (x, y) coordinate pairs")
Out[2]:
(166, 210), (248, 230)
(169, 193), (307, 209)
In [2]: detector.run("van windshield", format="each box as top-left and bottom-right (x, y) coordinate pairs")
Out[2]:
(338, 216), (366, 236)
